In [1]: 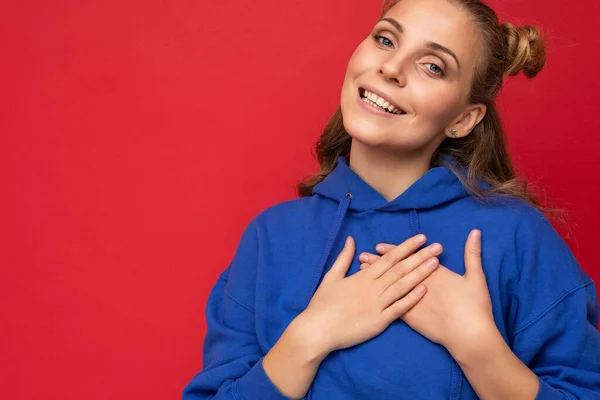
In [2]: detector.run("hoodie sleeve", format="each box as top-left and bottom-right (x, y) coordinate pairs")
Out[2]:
(182, 219), (292, 400)
(509, 209), (600, 399)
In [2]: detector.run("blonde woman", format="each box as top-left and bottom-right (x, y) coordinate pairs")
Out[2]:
(183, 0), (600, 398)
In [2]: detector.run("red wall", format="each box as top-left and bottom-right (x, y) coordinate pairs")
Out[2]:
(1, 0), (598, 399)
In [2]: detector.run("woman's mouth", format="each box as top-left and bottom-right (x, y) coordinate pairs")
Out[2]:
(358, 87), (406, 116)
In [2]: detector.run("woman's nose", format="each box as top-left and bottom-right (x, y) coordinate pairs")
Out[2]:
(380, 54), (408, 87)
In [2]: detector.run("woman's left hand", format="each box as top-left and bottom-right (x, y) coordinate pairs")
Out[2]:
(358, 229), (496, 354)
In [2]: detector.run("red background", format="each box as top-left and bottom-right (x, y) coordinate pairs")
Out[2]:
(1, 0), (598, 399)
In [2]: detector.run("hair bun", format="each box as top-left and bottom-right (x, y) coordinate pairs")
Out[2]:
(502, 22), (547, 78)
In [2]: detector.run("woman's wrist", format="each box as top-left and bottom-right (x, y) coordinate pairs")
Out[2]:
(262, 314), (329, 399)
(288, 312), (332, 363)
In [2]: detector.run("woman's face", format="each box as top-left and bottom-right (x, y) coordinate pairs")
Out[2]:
(340, 0), (484, 155)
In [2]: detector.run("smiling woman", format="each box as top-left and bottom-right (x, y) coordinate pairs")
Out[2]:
(182, 0), (600, 399)
(305, 0), (548, 209)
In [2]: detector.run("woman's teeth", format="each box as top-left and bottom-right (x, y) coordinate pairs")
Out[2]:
(360, 89), (404, 114)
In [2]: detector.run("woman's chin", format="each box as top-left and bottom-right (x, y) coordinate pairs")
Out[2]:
(345, 129), (393, 150)
(343, 118), (392, 144)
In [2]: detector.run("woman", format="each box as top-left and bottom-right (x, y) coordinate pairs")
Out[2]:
(183, 0), (600, 398)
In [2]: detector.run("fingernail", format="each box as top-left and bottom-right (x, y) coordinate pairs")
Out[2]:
(470, 230), (480, 242)
(425, 258), (439, 270)
(346, 236), (352, 246)
(376, 244), (384, 252)
(415, 234), (426, 244)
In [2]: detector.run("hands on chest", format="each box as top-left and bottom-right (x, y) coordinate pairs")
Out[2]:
(300, 229), (496, 359)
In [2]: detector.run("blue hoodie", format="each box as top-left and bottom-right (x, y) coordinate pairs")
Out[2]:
(183, 155), (600, 400)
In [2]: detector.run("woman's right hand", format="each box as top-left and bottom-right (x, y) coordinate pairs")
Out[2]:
(300, 234), (443, 356)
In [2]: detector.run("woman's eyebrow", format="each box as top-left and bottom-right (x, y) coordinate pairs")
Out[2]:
(378, 17), (461, 70)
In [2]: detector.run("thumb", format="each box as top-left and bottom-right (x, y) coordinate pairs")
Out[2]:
(464, 229), (485, 281)
(323, 236), (355, 281)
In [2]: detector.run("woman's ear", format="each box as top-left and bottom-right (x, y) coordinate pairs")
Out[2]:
(445, 103), (487, 138)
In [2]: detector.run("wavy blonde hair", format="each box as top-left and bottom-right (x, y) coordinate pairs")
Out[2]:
(298, 0), (568, 224)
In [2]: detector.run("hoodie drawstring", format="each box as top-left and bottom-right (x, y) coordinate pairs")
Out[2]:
(304, 192), (353, 309)
(409, 209), (421, 236)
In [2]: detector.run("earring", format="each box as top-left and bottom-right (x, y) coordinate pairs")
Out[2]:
(449, 128), (458, 138)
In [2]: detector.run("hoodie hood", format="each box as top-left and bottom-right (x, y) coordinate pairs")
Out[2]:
(312, 154), (474, 212)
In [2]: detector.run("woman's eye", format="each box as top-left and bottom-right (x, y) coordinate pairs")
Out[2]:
(425, 63), (445, 77)
(373, 35), (394, 48)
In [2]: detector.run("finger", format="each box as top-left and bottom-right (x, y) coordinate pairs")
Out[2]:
(464, 229), (485, 281)
(378, 256), (439, 309)
(377, 242), (442, 289)
(365, 244), (398, 266)
(323, 236), (355, 281)
(358, 252), (381, 264)
(365, 234), (427, 279)
(381, 284), (427, 325)
(374, 243), (396, 254)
